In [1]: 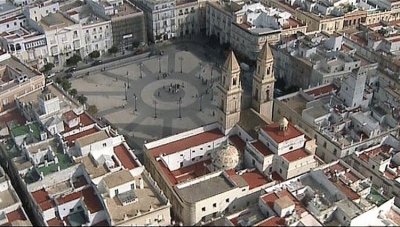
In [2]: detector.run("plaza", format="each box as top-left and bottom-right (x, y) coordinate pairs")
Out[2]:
(70, 43), (222, 151)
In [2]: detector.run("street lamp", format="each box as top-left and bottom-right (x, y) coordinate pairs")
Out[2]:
(198, 63), (202, 79)
(178, 97), (182, 118)
(158, 57), (161, 73)
(153, 100), (157, 119)
(124, 82), (127, 100)
(139, 63), (143, 79)
(126, 71), (130, 88)
(199, 93), (203, 111)
(179, 56), (183, 74)
(133, 93), (137, 112)
(210, 66), (213, 82)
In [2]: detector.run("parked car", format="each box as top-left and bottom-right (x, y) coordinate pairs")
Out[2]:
(46, 73), (56, 79)
(65, 67), (76, 73)
(92, 60), (103, 66)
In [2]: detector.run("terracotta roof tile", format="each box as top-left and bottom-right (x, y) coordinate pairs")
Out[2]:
(31, 189), (55, 211)
(6, 209), (27, 223)
(333, 180), (360, 200)
(261, 192), (279, 208)
(257, 216), (285, 226)
(281, 148), (310, 162)
(63, 110), (78, 122)
(56, 191), (81, 205)
(240, 170), (271, 189)
(63, 112), (95, 132)
(229, 135), (246, 153)
(306, 84), (337, 97)
(64, 127), (99, 147)
(251, 140), (273, 156)
(82, 187), (103, 213)
(114, 144), (138, 170)
(47, 217), (64, 226)
(149, 129), (224, 157)
(0, 109), (26, 128)
(262, 122), (303, 144)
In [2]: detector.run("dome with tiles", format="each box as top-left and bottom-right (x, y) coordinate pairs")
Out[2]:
(212, 144), (240, 170)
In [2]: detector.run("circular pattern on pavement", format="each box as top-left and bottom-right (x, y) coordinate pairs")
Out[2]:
(141, 79), (199, 110)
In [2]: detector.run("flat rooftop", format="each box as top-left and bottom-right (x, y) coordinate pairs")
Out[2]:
(105, 174), (165, 223)
(262, 122), (303, 143)
(148, 128), (224, 157)
(18, 84), (80, 112)
(64, 127), (99, 147)
(113, 145), (138, 170)
(175, 173), (236, 203)
(281, 148), (310, 162)
(75, 130), (109, 147)
(0, 55), (42, 92)
(0, 189), (18, 210)
(40, 13), (76, 30)
(76, 155), (109, 178)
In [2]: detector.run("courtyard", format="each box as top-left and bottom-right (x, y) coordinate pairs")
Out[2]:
(70, 43), (223, 151)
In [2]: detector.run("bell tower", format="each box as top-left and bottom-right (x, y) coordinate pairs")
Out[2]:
(252, 42), (275, 121)
(216, 51), (242, 132)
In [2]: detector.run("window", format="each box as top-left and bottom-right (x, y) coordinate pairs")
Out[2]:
(115, 189), (119, 195)
(202, 207), (206, 211)
(372, 165), (375, 169)
(131, 183), (135, 189)
(213, 203), (216, 208)
(289, 146), (293, 150)
(279, 169), (282, 173)
(192, 158), (195, 161)
(226, 198), (229, 203)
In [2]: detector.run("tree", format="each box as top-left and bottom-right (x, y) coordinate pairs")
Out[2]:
(60, 79), (71, 91)
(87, 105), (98, 115)
(108, 46), (119, 54)
(89, 50), (100, 59)
(40, 63), (54, 73)
(77, 95), (88, 105)
(66, 54), (82, 66)
(69, 88), (77, 96)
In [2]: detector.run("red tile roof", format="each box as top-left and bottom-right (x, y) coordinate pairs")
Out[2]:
(158, 159), (212, 186)
(64, 127), (99, 147)
(281, 148), (310, 162)
(240, 170), (270, 189)
(359, 145), (392, 162)
(57, 191), (81, 205)
(31, 189), (55, 211)
(306, 84), (337, 97)
(257, 217), (285, 226)
(6, 208), (27, 223)
(276, 190), (306, 215)
(262, 123), (303, 144)
(63, 112), (95, 132)
(229, 135), (246, 153)
(149, 129), (224, 157)
(47, 217), (64, 226)
(63, 110), (78, 122)
(251, 140), (273, 156)
(333, 180), (360, 200)
(73, 176), (89, 188)
(344, 171), (360, 182)
(0, 109), (26, 128)
(82, 187), (102, 213)
(261, 192), (279, 208)
(114, 144), (138, 170)
(325, 162), (346, 174)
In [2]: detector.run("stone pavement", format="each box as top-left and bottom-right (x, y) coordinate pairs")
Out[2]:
(70, 43), (222, 151)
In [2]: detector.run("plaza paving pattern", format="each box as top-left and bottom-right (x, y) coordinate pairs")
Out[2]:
(71, 45), (222, 151)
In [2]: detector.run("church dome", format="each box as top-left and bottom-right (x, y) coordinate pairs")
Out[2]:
(212, 144), (240, 170)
